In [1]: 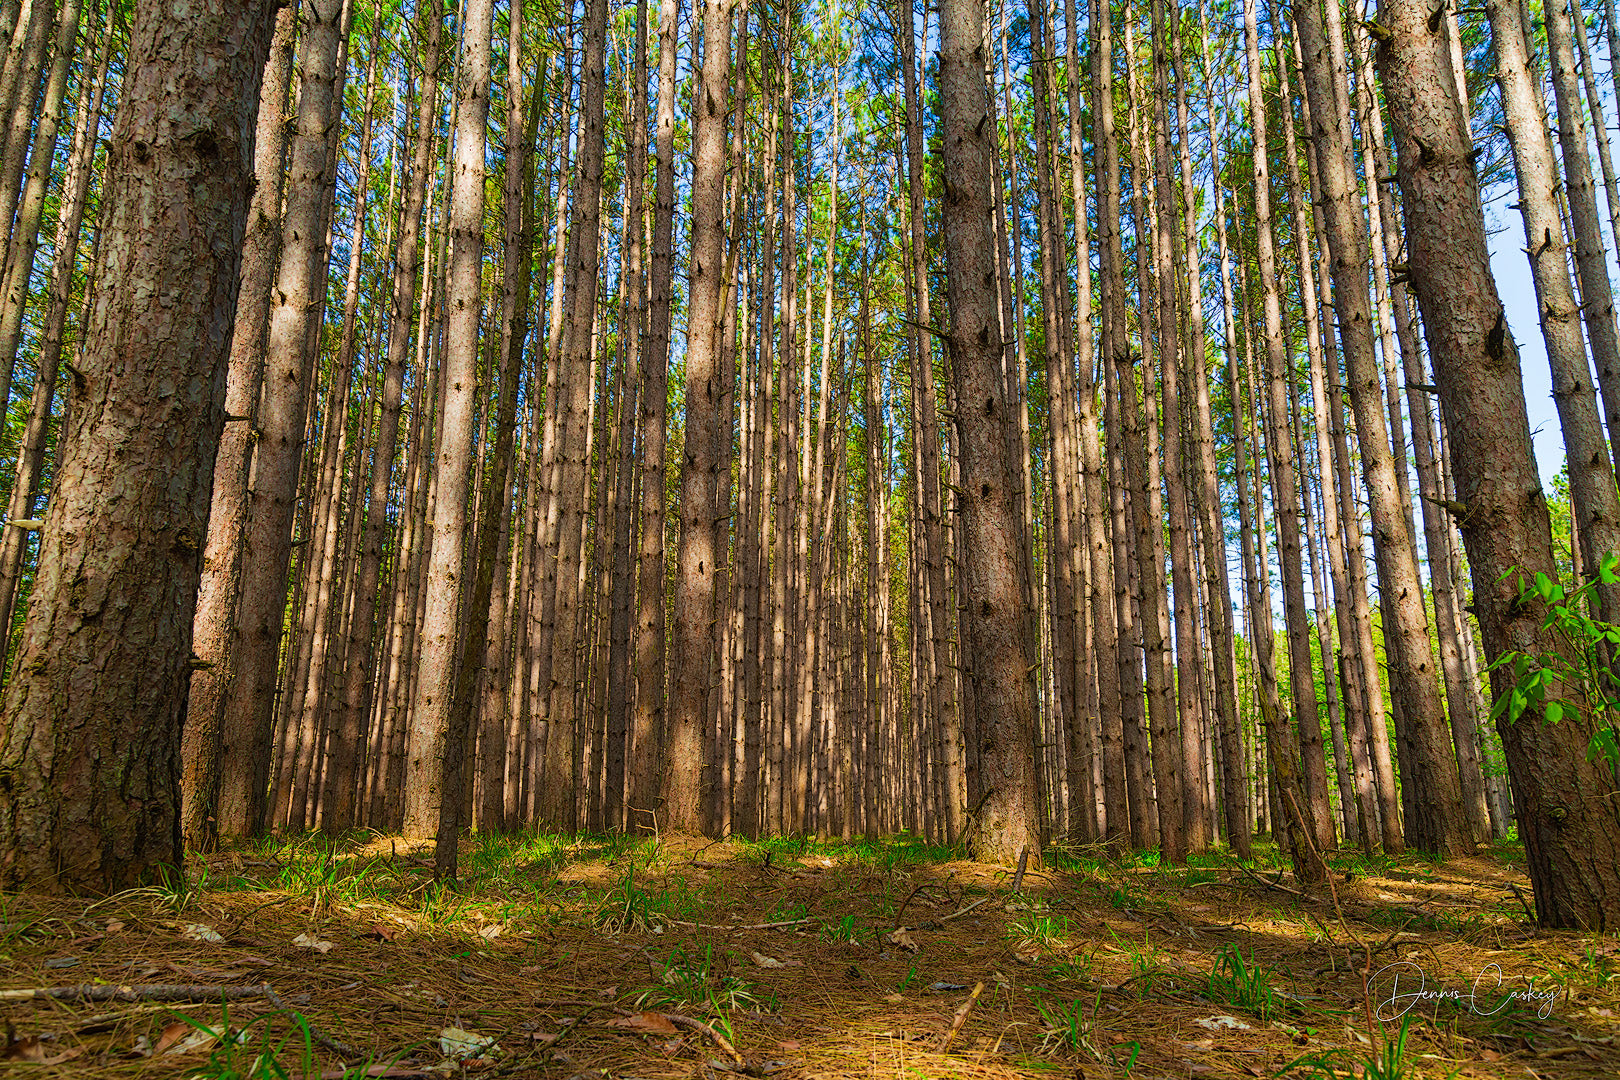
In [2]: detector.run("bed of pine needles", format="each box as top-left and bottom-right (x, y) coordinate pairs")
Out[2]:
(0, 829), (1613, 1079)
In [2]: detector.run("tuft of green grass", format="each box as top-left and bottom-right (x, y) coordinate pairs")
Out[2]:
(634, 944), (777, 1032)
(1007, 902), (1069, 951)
(1278, 1016), (1430, 1080)
(170, 1003), (313, 1080)
(1206, 944), (1283, 1021)
(1035, 994), (1099, 1056)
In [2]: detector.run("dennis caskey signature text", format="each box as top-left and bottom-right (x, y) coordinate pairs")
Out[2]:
(1371, 962), (1561, 1020)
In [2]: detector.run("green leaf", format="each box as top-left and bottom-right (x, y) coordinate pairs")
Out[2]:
(1535, 572), (1555, 602)
(1544, 701), (1563, 724)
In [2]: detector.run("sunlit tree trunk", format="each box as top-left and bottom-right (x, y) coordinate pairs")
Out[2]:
(940, 0), (1039, 864)
(1378, 0), (1620, 928)
(1241, 0), (1323, 883)
(402, 0), (492, 879)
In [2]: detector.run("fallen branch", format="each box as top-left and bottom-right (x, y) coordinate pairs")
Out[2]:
(0, 983), (282, 1004)
(937, 981), (985, 1053)
(0, 983), (361, 1059)
(1235, 862), (1306, 899)
(910, 896), (994, 931)
(663, 917), (816, 931)
(661, 1011), (745, 1066)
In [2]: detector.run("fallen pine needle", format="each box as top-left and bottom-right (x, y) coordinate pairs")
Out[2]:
(0, 982), (361, 1059)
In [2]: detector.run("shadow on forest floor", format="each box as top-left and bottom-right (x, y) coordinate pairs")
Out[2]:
(0, 831), (1615, 1078)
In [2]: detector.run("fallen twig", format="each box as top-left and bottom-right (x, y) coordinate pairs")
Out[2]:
(937, 981), (984, 1053)
(911, 896), (994, 931)
(1234, 862), (1306, 899)
(661, 1010), (744, 1066)
(537, 1000), (744, 1067)
(663, 916), (816, 931)
(0, 982), (361, 1059)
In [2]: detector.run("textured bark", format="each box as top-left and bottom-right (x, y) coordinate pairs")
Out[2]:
(662, 0), (731, 835)
(0, 0), (277, 891)
(1491, 0), (1620, 772)
(940, 0), (1040, 865)
(401, 0), (492, 870)
(1241, 0), (1322, 883)
(1377, 0), (1620, 928)
(214, 0), (346, 839)
(0, 0), (37, 161)
(181, 3), (294, 850)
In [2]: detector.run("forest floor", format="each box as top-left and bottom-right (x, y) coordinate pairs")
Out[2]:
(0, 831), (1614, 1079)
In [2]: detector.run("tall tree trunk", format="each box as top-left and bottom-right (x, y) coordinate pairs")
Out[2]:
(940, 0), (1040, 865)
(331, 0), (444, 836)
(181, 3), (295, 850)
(0, 13), (106, 667)
(402, 0), (492, 879)
(0, 0), (82, 422)
(663, 0), (732, 834)
(1150, 0), (1208, 855)
(216, 0), (347, 839)
(1545, 0), (1620, 479)
(1241, 0), (1323, 884)
(1296, 0), (1467, 855)
(540, 0), (609, 830)
(631, 0), (671, 828)
(0, 0), (278, 891)
(1187, 0), (1251, 857)
(1376, 0), (1620, 928)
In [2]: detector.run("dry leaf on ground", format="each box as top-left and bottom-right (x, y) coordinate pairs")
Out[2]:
(604, 1011), (680, 1035)
(1, 1034), (84, 1065)
(292, 932), (335, 953)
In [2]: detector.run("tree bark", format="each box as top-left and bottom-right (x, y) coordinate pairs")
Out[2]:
(1241, 0), (1323, 883)
(214, 0), (347, 839)
(0, 0), (278, 891)
(1376, 0), (1620, 928)
(940, 0), (1040, 865)
(401, 0), (493, 874)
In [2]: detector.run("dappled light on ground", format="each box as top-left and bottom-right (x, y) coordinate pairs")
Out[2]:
(0, 834), (1613, 1077)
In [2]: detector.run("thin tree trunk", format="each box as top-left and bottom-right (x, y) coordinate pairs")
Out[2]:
(215, 0), (348, 839)
(1241, 0), (1322, 883)
(402, 0), (492, 879)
